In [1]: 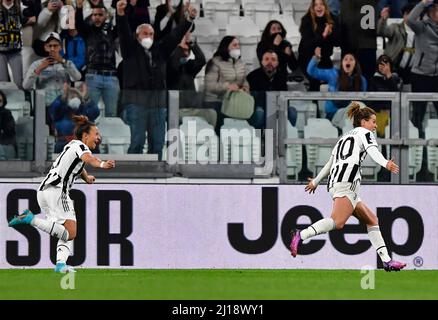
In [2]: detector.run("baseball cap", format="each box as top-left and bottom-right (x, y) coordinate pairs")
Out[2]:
(43, 32), (61, 43)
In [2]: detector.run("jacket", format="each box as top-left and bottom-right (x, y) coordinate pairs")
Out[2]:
(75, 7), (118, 72)
(407, 1), (438, 76)
(0, 106), (15, 146)
(247, 67), (287, 109)
(377, 18), (409, 64)
(117, 14), (192, 108)
(49, 95), (100, 138)
(307, 57), (367, 119)
(204, 56), (249, 103)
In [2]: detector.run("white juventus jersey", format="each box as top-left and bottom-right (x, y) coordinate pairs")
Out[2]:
(39, 140), (91, 193)
(327, 127), (378, 190)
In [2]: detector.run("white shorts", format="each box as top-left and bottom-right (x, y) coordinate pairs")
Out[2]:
(37, 187), (76, 224)
(329, 182), (362, 209)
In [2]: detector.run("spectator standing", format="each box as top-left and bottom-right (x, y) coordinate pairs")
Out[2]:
(0, 0), (35, 88)
(116, 0), (194, 159)
(340, 0), (378, 82)
(298, 0), (340, 91)
(407, 0), (438, 138)
(76, 0), (120, 117)
(377, 3), (416, 84)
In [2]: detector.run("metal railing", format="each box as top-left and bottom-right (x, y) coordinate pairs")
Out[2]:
(1, 89), (437, 184)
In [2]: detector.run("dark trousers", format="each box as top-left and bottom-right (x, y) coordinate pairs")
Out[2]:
(410, 72), (438, 138)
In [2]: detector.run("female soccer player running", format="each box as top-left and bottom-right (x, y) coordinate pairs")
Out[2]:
(8, 116), (115, 273)
(290, 102), (406, 271)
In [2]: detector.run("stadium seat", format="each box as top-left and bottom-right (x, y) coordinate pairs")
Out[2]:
(204, 2), (240, 31)
(287, 100), (317, 137)
(242, 2), (279, 31)
(3, 89), (31, 121)
(286, 122), (302, 180)
(226, 17), (260, 37)
(220, 118), (261, 164)
(15, 116), (53, 161)
(97, 117), (131, 154)
(180, 116), (218, 163)
(304, 118), (338, 176)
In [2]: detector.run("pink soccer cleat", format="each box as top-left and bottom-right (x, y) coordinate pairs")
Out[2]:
(289, 229), (302, 258)
(383, 260), (407, 272)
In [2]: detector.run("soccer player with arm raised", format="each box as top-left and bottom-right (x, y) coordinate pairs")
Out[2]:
(8, 116), (115, 273)
(290, 101), (406, 271)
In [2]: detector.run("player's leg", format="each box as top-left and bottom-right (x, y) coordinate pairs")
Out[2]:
(55, 219), (76, 273)
(290, 197), (353, 257)
(354, 202), (406, 271)
(9, 190), (70, 241)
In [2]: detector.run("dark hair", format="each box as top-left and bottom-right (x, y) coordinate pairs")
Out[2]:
(347, 102), (376, 128)
(212, 36), (237, 61)
(73, 115), (96, 140)
(0, 90), (7, 108)
(261, 20), (287, 44)
(338, 53), (363, 92)
(377, 54), (393, 72)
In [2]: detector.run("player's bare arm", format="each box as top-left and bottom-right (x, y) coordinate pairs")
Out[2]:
(80, 168), (95, 184)
(81, 153), (116, 169)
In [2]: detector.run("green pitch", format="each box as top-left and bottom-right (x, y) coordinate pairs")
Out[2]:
(0, 269), (437, 300)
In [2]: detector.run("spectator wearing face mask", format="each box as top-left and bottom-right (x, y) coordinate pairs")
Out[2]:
(247, 50), (297, 129)
(49, 83), (100, 153)
(257, 20), (299, 80)
(116, 0), (194, 159)
(204, 36), (250, 131)
(0, 90), (16, 160)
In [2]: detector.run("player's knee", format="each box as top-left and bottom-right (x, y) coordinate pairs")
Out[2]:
(334, 220), (345, 230)
(68, 230), (76, 240)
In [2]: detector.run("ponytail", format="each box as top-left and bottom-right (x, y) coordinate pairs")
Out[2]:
(72, 115), (95, 140)
(347, 101), (376, 128)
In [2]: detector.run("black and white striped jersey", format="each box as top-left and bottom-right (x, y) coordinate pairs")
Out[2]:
(327, 127), (378, 190)
(39, 140), (91, 193)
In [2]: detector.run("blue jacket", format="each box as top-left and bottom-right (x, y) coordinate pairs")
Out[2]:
(61, 35), (86, 72)
(49, 96), (99, 137)
(307, 57), (367, 119)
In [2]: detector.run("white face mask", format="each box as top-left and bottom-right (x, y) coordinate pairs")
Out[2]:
(68, 97), (81, 110)
(229, 49), (241, 60)
(171, 0), (180, 8)
(141, 37), (153, 50)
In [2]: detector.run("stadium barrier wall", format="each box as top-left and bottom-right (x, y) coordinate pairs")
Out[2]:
(0, 184), (436, 269)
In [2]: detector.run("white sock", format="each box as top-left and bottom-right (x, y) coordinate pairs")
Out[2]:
(300, 218), (336, 241)
(30, 217), (69, 241)
(56, 239), (73, 264)
(367, 226), (391, 263)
